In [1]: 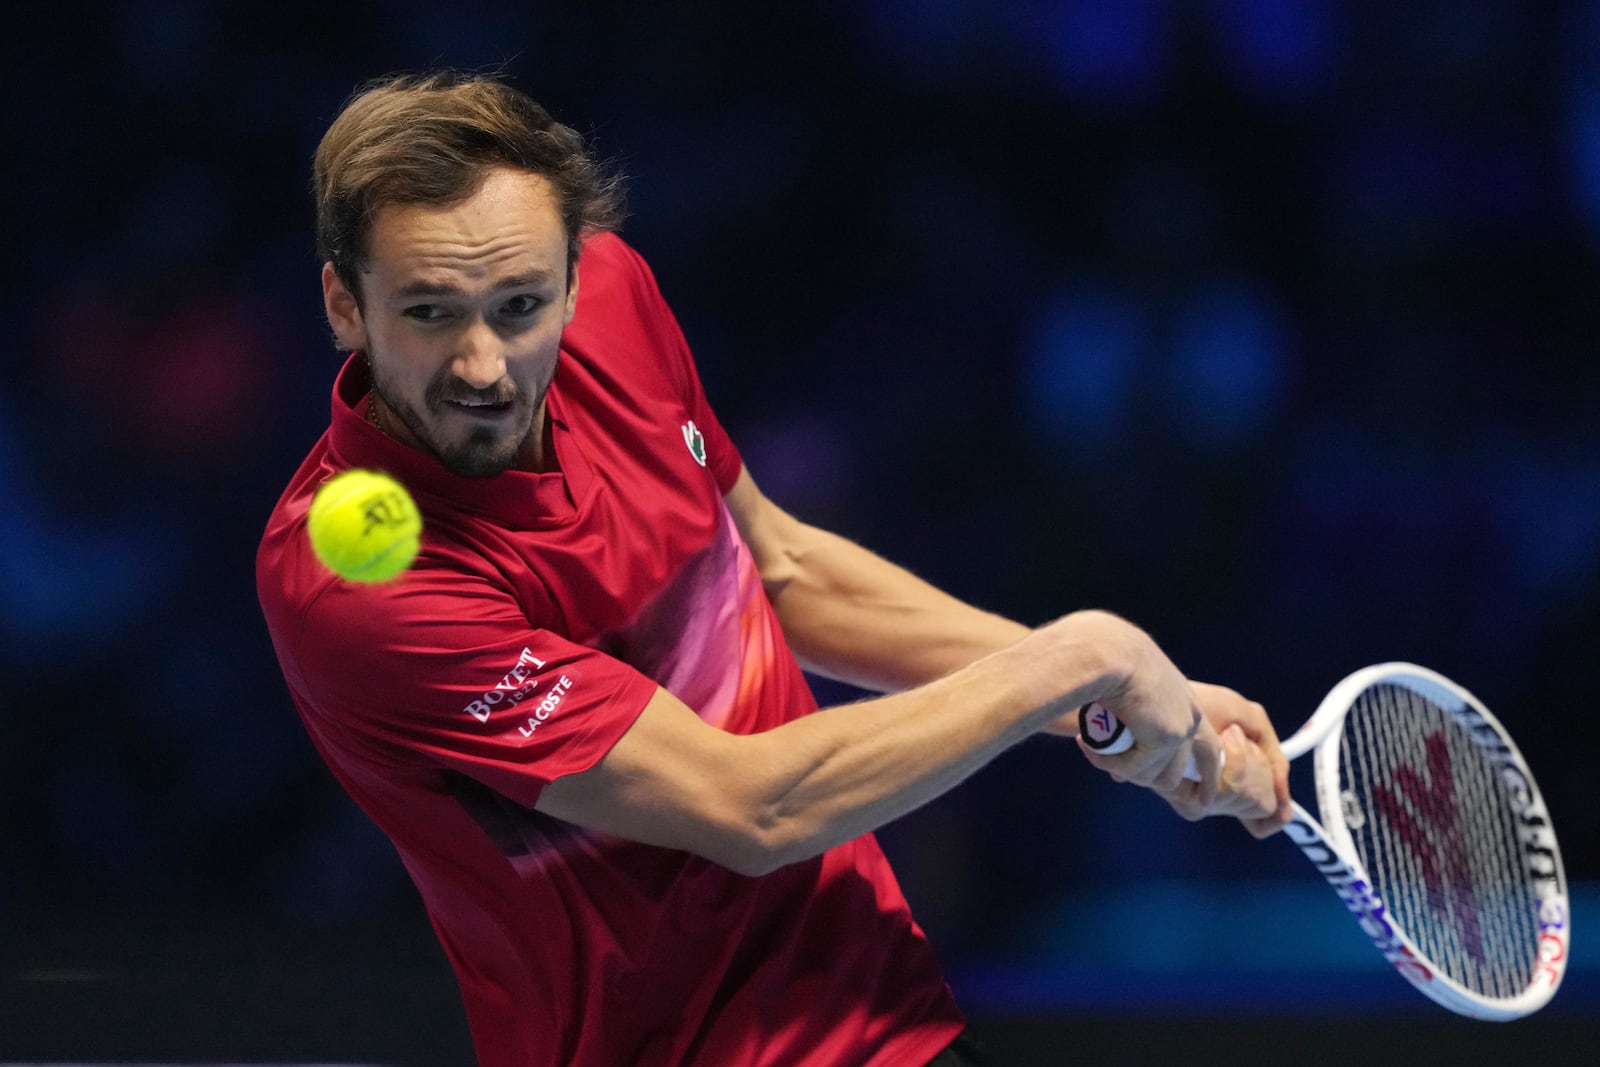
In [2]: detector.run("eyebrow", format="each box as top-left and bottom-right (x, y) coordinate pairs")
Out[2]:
(390, 269), (562, 301)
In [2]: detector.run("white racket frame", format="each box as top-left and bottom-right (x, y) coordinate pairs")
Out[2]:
(1280, 662), (1569, 1020)
(1082, 662), (1570, 1019)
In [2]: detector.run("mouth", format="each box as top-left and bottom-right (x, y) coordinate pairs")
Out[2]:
(443, 397), (517, 421)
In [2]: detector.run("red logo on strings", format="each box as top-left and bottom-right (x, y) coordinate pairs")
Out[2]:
(1370, 732), (1485, 962)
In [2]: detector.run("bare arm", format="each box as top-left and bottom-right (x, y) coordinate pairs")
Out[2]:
(538, 466), (1285, 864)
(535, 608), (1207, 875)
(723, 465), (1030, 693)
(724, 464), (1290, 835)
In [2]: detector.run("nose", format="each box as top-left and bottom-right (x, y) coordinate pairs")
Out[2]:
(452, 319), (507, 390)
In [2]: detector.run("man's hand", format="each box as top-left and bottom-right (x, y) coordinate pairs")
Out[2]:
(1072, 628), (1227, 808)
(1158, 682), (1291, 838)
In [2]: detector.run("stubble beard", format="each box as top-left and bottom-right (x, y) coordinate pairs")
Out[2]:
(367, 351), (541, 479)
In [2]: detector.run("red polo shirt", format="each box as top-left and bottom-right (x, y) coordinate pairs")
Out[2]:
(257, 234), (963, 1066)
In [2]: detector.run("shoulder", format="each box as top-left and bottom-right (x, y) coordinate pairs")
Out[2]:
(570, 232), (676, 326)
(265, 542), (538, 741)
(257, 466), (528, 698)
(562, 235), (693, 402)
(578, 231), (652, 283)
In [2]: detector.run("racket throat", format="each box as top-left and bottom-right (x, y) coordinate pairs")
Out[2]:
(1284, 806), (1436, 986)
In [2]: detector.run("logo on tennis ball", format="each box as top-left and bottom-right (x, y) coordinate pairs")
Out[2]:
(308, 468), (422, 583)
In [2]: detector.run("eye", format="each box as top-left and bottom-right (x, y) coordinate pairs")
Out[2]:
(502, 294), (543, 316)
(403, 304), (449, 322)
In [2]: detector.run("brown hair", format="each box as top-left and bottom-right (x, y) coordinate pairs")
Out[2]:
(313, 71), (625, 305)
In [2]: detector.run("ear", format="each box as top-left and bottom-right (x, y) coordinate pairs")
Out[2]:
(322, 262), (368, 351)
(562, 260), (581, 326)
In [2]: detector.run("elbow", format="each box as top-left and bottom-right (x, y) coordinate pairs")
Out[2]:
(712, 810), (813, 878)
(721, 846), (784, 879)
(694, 736), (827, 877)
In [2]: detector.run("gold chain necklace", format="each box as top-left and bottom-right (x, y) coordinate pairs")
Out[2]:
(366, 393), (393, 439)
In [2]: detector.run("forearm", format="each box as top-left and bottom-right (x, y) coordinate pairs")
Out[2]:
(539, 609), (1147, 875)
(747, 610), (1126, 867)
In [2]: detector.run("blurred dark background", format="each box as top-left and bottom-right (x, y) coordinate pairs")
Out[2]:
(2, 1), (1597, 1063)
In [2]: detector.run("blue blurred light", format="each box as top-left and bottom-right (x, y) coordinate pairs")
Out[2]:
(1165, 279), (1288, 450)
(1484, 436), (1600, 602)
(0, 397), (182, 663)
(1568, 77), (1600, 234)
(954, 880), (1600, 1015)
(1030, 0), (1170, 109)
(1208, 0), (1340, 104)
(1021, 282), (1146, 462)
(738, 413), (858, 513)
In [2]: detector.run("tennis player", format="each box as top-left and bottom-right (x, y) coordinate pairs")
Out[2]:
(257, 71), (1291, 1067)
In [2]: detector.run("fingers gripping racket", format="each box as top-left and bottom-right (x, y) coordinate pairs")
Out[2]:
(1079, 663), (1569, 1020)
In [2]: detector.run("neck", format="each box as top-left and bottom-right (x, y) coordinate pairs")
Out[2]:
(366, 393), (419, 450)
(513, 399), (553, 472)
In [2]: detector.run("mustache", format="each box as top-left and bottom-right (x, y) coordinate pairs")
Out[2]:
(427, 378), (519, 407)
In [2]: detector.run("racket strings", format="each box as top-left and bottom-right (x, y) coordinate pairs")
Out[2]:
(1339, 685), (1539, 999)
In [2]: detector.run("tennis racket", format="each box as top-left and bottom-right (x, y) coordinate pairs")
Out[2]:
(1078, 663), (1569, 1020)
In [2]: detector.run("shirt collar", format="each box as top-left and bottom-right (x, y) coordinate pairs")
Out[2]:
(326, 353), (589, 529)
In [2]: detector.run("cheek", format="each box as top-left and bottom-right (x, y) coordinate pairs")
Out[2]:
(504, 329), (564, 391)
(368, 333), (437, 390)
(521, 317), (568, 360)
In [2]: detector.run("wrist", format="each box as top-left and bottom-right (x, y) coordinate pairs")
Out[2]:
(1065, 609), (1148, 701)
(1016, 609), (1146, 731)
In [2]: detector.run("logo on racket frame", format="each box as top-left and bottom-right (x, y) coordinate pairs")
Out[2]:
(1284, 815), (1436, 985)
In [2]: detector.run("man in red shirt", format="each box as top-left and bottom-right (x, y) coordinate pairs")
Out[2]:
(258, 72), (1290, 1066)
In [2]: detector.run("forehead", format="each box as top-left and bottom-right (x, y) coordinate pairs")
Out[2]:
(365, 167), (568, 286)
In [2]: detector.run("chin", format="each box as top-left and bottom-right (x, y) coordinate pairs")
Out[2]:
(441, 454), (516, 479)
(396, 397), (539, 478)
(437, 440), (521, 479)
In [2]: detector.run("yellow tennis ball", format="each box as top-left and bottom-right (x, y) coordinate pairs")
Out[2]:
(307, 469), (422, 583)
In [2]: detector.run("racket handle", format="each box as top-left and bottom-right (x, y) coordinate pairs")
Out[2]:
(1077, 702), (1206, 782)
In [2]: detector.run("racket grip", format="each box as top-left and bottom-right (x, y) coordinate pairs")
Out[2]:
(1077, 702), (1206, 782)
